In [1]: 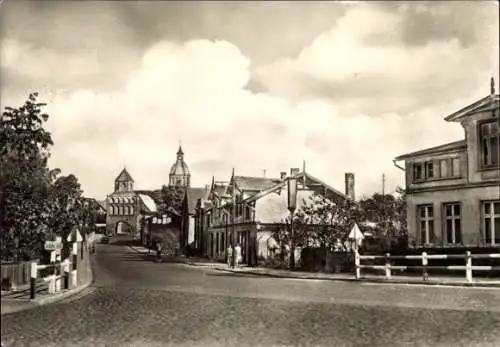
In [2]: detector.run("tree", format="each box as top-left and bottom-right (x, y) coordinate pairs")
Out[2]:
(46, 174), (84, 242)
(0, 93), (54, 260)
(159, 185), (185, 213)
(358, 188), (408, 250)
(274, 194), (363, 256)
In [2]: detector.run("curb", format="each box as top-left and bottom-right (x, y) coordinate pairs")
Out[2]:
(215, 268), (500, 288)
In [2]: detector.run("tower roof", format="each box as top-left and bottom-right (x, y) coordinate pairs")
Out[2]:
(115, 168), (134, 182)
(170, 146), (190, 176)
(177, 145), (184, 156)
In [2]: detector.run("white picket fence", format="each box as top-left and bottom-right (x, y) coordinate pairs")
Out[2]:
(354, 250), (500, 283)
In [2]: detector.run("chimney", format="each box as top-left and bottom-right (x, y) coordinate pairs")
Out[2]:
(290, 168), (300, 176)
(345, 173), (355, 201)
(280, 171), (287, 180)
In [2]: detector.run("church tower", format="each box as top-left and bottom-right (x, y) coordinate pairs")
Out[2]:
(114, 167), (134, 192)
(169, 145), (191, 187)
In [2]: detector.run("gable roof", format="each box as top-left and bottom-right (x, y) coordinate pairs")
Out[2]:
(233, 176), (282, 192)
(185, 187), (208, 214)
(395, 140), (467, 161)
(244, 171), (351, 205)
(115, 168), (134, 182)
(444, 94), (499, 122)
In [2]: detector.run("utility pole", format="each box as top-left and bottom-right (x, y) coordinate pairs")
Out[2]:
(382, 173), (386, 196)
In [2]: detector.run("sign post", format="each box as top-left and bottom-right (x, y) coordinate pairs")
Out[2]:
(348, 223), (364, 279)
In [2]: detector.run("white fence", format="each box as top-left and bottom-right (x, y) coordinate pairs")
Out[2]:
(354, 250), (500, 283)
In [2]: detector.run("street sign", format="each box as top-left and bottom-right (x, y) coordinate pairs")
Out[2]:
(348, 223), (364, 240)
(66, 228), (83, 242)
(44, 241), (63, 251)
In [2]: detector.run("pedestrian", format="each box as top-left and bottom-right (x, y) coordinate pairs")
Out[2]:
(226, 245), (233, 268)
(234, 243), (242, 269)
(156, 241), (162, 262)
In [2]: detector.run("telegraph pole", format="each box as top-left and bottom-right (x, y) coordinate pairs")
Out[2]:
(382, 173), (386, 196)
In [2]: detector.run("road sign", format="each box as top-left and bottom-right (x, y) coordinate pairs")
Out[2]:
(348, 223), (364, 240)
(44, 241), (63, 251)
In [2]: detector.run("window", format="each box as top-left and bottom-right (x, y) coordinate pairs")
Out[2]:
(109, 206), (114, 215)
(443, 203), (461, 244)
(130, 206), (134, 215)
(439, 159), (448, 178)
(451, 158), (460, 177)
(483, 201), (500, 245)
(417, 205), (434, 244)
(245, 205), (251, 221)
(480, 121), (499, 168)
(119, 206), (124, 216)
(216, 233), (219, 255)
(413, 163), (423, 181)
(425, 161), (434, 179)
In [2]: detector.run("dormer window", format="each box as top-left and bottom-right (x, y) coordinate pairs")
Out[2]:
(480, 120), (499, 168)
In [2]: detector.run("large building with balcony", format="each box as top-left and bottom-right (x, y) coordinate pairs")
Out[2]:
(394, 80), (499, 249)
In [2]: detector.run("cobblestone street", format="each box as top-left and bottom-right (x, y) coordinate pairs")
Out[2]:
(2, 236), (500, 347)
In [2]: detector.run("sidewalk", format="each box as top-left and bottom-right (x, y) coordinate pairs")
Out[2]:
(128, 245), (224, 268)
(214, 266), (500, 288)
(1, 254), (94, 315)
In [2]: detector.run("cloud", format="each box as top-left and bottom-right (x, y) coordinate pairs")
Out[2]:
(251, 3), (499, 115)
(1, 2), (498, 200)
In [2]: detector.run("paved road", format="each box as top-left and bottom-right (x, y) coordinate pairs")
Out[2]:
(2, 235), (500, 347)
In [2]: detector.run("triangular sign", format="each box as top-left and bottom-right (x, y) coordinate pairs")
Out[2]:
(66, 228), (83, 242)
(348, 223), (364, 240)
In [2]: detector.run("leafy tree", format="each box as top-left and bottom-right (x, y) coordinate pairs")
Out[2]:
(0, 93), (92, 261)
(159, 185), (185, 213)
(274, 194), (363, 259)
(358, 188), (408, 250)
(0, 93), (54, 260)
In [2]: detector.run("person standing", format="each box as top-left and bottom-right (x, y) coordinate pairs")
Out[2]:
(227, 245), (233, 268)
(234, 243), (242, 269)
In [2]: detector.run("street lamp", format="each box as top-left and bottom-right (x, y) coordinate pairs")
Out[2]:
(287, 177), (297, 269)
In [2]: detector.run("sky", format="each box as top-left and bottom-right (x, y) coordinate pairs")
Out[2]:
(1, 1), (499, 200)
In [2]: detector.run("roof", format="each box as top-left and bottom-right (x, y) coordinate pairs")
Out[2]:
(97, 200), (107, 211)
(245, 171), (350, 205)
(170, 159), (190, 176)
(134, 190), (162, 203)
(395, 140), (466, 161)
(138, 194), (157, 212)
(115, 168), (134, 182)
(444, 94), (499, 122)
(233, 176), (282, 192)
(185, 187), (208, 214)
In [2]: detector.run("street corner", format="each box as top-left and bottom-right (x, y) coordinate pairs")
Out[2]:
(34, 280), (94, 306)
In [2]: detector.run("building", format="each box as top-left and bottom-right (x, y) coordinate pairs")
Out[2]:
(195, 166), (353, 266)
(394, 79), (499, 249)
(180, 186), (210, 252)
(105, 168), (165, 237)
(169, 145), (190, 188)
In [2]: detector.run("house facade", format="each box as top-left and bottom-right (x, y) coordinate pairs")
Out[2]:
(395, 80), (499, 249)
(194, 167), (353, 266)
(180, 186), (210, 252)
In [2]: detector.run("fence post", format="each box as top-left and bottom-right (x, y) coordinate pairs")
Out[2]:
(72, 242), (78, 287)
(422, 251), (428, 281)
(385, 253), (391, 280)
(354, 249), (360, 279)
(30, 261), (37, 300)
(465, 251), (472, 283)
(63, 259), (70, 290)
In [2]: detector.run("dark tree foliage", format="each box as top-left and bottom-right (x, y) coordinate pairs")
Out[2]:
(1, 93), (92, 260)
(159, 185), (185, 213)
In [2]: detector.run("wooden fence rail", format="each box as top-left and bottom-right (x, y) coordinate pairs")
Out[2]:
(354, 250), (500, 283)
